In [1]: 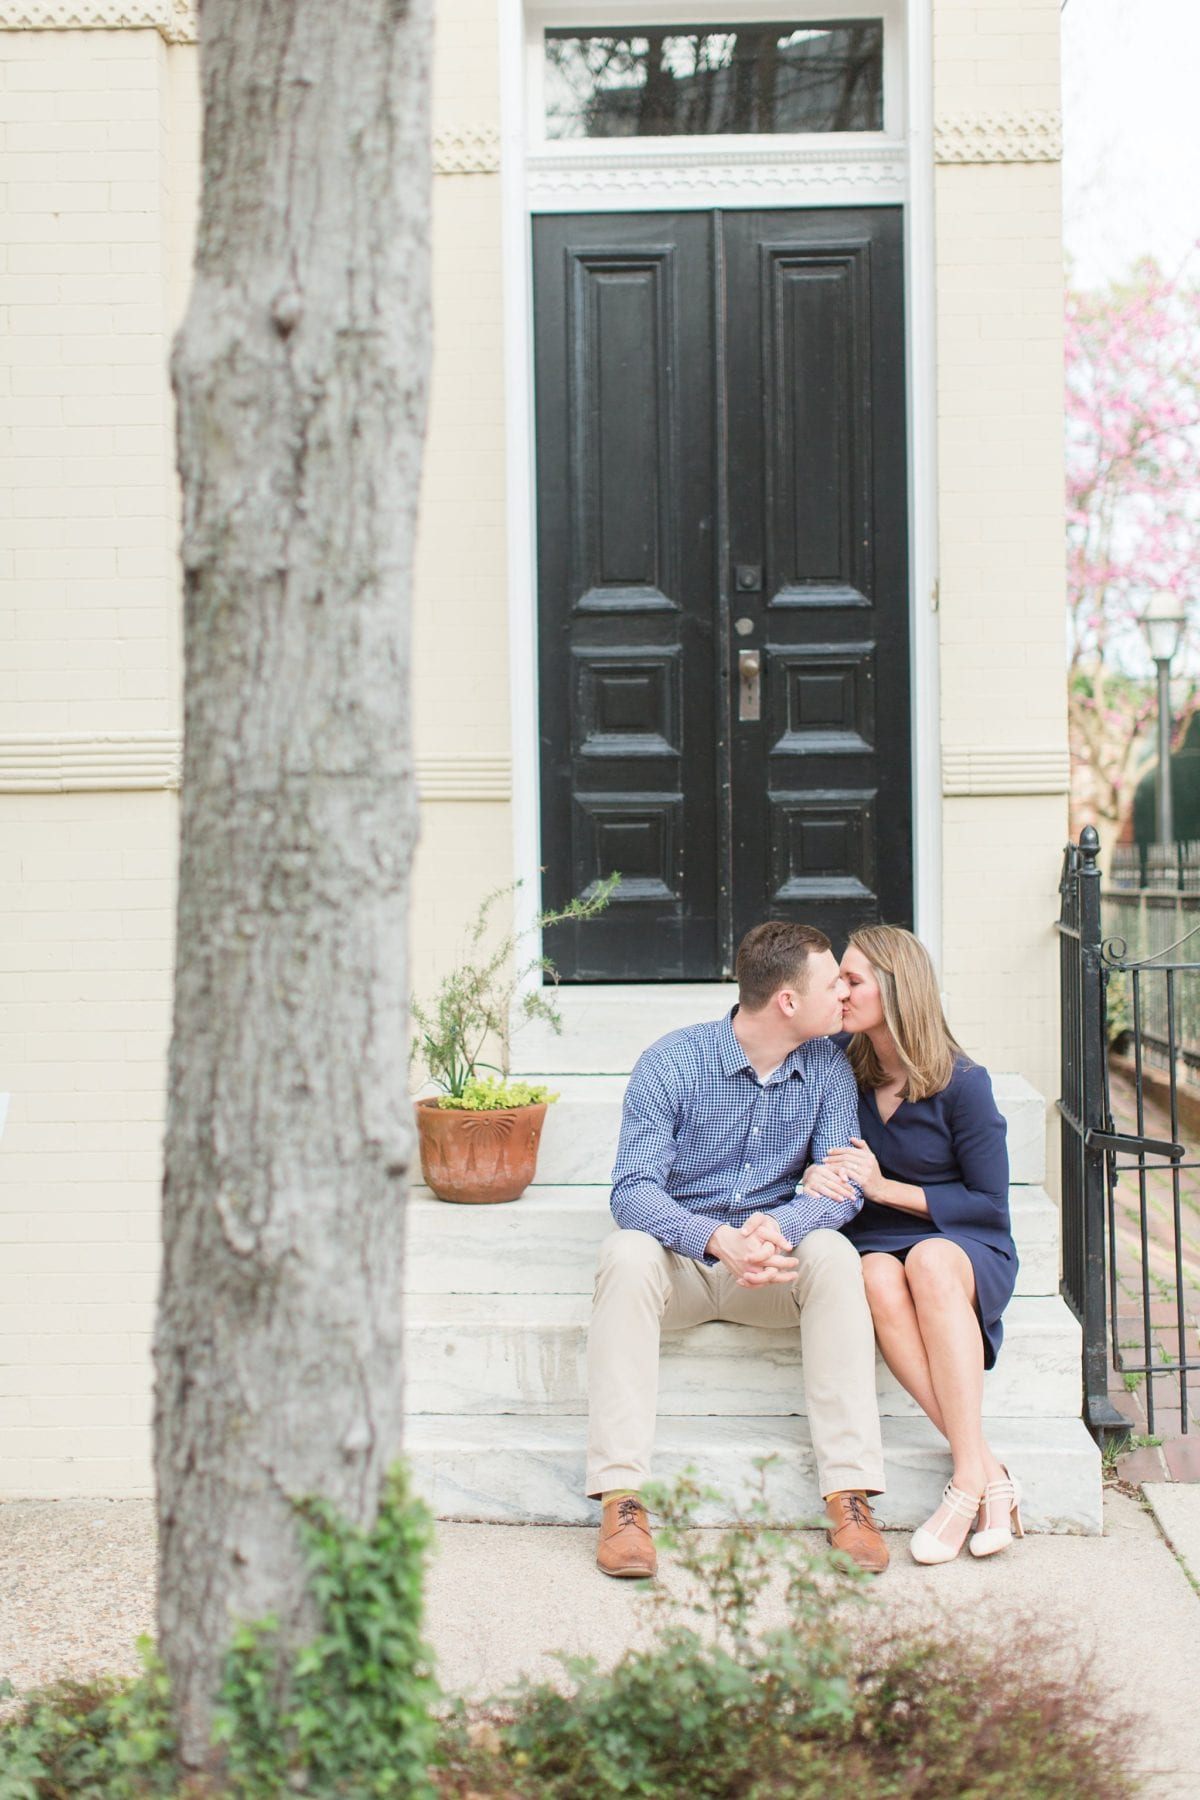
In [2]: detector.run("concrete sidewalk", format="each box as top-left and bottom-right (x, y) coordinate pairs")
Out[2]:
(424, 1490), (1200, 1798)
(2, 1490), (1199, 1797)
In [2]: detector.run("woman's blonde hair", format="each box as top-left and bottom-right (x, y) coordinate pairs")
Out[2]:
(846, 924), (964, 1101)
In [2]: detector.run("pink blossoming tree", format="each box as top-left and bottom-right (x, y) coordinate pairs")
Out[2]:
(1066, 257), (1200, 835)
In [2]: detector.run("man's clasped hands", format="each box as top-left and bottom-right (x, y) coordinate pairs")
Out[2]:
(704, 1137), (884, 1287)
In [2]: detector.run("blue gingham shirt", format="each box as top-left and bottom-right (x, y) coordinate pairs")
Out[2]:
(610, 1010), (864, 1262)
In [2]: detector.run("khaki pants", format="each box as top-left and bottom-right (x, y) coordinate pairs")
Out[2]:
(585, 1227), (885, 1500)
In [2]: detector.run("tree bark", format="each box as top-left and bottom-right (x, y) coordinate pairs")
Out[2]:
(156, 0), (430, 1762)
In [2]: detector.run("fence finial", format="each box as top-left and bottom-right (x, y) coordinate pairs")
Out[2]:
(1079, 825), (1101, 867)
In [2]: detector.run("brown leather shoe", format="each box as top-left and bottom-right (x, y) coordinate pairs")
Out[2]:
(596, 1495), (657, 1579)
(825, 1491), (889, 1574)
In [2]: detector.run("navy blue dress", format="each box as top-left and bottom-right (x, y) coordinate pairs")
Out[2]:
(840, 1057), (1017, 1368)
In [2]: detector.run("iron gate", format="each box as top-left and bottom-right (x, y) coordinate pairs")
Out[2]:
(1058, 827), (1197, 1441)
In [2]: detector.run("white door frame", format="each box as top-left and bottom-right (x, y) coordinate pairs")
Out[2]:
(498, 0), (941, 977)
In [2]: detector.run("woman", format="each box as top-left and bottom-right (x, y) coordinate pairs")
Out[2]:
(803, 925), (1021, 1564)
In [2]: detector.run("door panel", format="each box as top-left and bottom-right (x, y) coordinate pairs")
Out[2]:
(724, 209), (911, 945)
(534, 215), (720, 978)
(760, 240), (872, 605)
(534, 208), (911, 981)
(570, 247), (679, 614)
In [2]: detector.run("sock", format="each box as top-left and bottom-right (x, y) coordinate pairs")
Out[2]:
(825, 1489), (868, 1502)
(602, 1488), (642, 1506)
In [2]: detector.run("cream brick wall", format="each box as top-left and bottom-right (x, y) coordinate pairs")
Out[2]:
(0, 9), (513, 1493)
(0, 792), (176, 1494)
(0, 25), (196, 1495)
(932, 0), (1069, 1109)
(933, 1), (1061, 114)
(1, 28), (179, 732)
(412, 0), (512, 985)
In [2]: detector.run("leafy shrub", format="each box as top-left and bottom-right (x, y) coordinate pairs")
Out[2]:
(439, 1467), (1142, 1800)
(0, 1469), (438, 1800)
(436, 1076), (559, 1112)
(214, 1467), (440, 1798)
(0, 1646), (174, 1800)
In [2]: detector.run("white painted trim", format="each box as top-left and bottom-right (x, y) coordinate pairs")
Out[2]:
(503, 0), (939, 980)
(500, 0), (544, 958)
(904, 0), (941, 971)
(527, 140), (906, 210)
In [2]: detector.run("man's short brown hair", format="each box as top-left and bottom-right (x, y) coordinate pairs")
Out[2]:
(735, 921), (832, 1012)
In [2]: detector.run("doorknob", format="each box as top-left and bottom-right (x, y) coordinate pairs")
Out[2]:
(738, 649), (761, 722)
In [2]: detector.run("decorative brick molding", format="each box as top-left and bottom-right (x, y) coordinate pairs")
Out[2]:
(0, 1), (196, 39)
(416, 756), (511, 802)
(433, 124), (501, 176)
(0, 735), (511, 801)
(528, 140), (905, 203)
(0, 732), (183, 792)
(942, 745), (1070, 797)
(933, 111), (1063, 165)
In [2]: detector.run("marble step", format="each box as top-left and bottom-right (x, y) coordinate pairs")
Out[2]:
(405, 1184), (1060, 1297)
(405, 1411), (1103, 1533)
(512, 984), (738, 1074)
(503, 1072), (1046, 1188)
(401, 1292), (1080, 1419)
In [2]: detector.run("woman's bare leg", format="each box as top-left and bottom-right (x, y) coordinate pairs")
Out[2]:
(902, 1238), (1005, 1494)
(860, 1252), (948, 1434)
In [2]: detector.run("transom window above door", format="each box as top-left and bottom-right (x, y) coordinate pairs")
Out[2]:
(544, 21), (885, 139)
(527, 2), (905, 153)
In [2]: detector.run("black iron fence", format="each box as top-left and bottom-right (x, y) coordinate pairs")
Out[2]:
(1059, 828), (1198, 1441)
(1104, 841), (1200, 1090)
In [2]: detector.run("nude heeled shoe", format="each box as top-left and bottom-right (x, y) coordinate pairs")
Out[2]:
(910, 1480), (982, 1565)
(969, 1470), (1024, 1558)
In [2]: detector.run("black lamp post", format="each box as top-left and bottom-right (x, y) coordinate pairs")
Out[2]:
(1140, 591), (1187, 848)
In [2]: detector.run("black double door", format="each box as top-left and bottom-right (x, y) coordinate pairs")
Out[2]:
(534, 208), (911, 980)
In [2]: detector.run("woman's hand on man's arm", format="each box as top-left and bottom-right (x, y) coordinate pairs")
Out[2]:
(801, 1159), (858, 1203)
(807, 1140), (930, 1217)
(804, 1138), (884, 1201)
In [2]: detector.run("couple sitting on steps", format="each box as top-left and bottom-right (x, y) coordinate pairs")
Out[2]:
(587, 920), (1020, 1578)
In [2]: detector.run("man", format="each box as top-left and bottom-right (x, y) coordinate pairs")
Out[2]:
(586, 920), (887, 1578)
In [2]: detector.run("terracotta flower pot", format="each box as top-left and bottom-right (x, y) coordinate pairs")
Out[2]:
(415, 1096), (549, 1204)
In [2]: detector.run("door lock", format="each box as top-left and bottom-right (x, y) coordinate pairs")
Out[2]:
(738, 649), (762, 722)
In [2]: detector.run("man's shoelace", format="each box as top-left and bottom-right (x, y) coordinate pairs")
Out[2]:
(842, 1494), (873, 1530)
(616, 1497), (645, 1530)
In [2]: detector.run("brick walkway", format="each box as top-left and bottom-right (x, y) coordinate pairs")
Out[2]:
(1104, 1067), (1200, 1484)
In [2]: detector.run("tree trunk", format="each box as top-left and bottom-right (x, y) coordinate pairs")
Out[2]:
(156, 0), (431, 1762)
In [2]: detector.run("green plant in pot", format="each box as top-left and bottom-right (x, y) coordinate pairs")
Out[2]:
(411, 875), (618, 1203)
